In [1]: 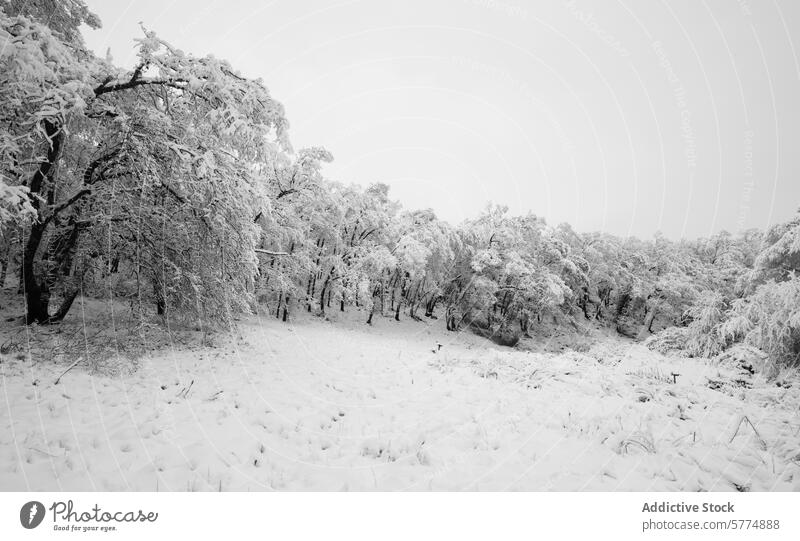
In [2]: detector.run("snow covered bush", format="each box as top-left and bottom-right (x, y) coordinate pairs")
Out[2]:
(714, 344), (770, 377)
(715, 210), (800, 369)
(721, 278), (800, 369)
(753, 210), (800, 282)
(644, 327), (689, 356)
(684, 290), (728, 358)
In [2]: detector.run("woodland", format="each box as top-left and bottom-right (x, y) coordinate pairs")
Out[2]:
(1, 0), (799, 372)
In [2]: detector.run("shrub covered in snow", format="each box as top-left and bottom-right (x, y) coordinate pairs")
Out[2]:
(644, 327), (689, 356)
(684, 290), (728, 358)
(721, 279), (800, 369)
(713, 344), (771, 377)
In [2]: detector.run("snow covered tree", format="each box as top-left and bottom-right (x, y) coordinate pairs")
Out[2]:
(1, 5), (289, 323)
(2, 0), (100, 45)
(721, 278), (800, 368)
(753, 209), (800, 282)
(441, 206), (574, 344)
(717, 210), (800, 368)
(684, 290), (728, 357)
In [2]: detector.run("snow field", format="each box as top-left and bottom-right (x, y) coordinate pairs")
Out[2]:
(1, 313), (798, 491)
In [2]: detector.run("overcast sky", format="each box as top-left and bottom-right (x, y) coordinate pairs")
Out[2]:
(81, 0), (800, 239)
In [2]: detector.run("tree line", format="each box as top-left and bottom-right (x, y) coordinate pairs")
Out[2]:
(1, 1), (798, 369)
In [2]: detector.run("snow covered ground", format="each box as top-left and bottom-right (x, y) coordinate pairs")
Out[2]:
(1, 310), (799, 491)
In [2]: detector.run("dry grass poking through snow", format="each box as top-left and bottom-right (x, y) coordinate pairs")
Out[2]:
(1, 307), (799, 491)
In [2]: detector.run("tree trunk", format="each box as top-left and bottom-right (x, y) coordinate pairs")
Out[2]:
(644, 310), (656, 333)
(425, 296), (438, 318)
(0, 254), (8, 288)
(23, 121), (65, 324)
(319, 280), (328, 316)
(446, 306), (459, 331)
(154, 280), (166, 315)
(367, 283), (381, 325)
(23, 220), (51, 324)
(49, 287), (80, 323)
(614, 292), (630, 323)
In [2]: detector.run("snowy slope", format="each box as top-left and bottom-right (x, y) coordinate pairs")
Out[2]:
(1, 312), (799, 491)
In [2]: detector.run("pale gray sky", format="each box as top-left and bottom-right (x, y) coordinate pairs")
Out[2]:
(82, 0), (800, 239)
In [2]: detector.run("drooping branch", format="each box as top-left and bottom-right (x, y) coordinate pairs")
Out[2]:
(42, 187), (91, 225)
(93, 77), (188, 96)
(41, 146), (123, 225)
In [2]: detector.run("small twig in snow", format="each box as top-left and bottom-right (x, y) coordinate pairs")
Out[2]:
(176, 379), (195, 399)
(28, 447), (62, 458)
(729, 415), (767, 450)
(206, 390), (223, 401)
(54, 356), (83, 385)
